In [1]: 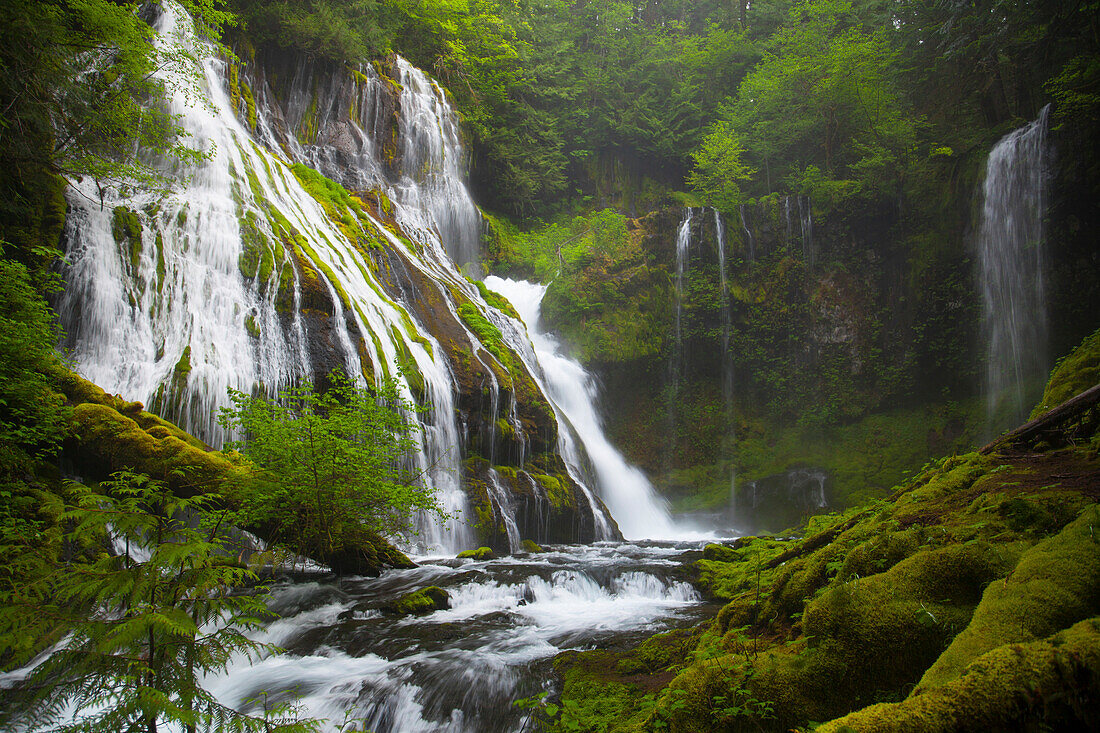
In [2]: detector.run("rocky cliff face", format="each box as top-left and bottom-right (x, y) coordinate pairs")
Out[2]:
(533, 196), (986, 524)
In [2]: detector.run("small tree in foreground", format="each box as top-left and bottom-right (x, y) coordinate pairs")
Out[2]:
(218, 375), (440, 561)
(0, 471), (320, 733)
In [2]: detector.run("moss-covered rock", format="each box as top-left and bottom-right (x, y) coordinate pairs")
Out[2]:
(389, 586), (450, 615)
(819, 616), (1100, 732)
(111, 206), (143, 271)
(914, 505), (1100, 692)
(52, 369), (413, 576)
(457, 546), (497, 561)
(1030, 327), (1100, 418)
(521, 539), (545, 553)
(552, 410), (1100, 732)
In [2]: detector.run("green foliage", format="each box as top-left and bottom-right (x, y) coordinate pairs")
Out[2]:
(234, 0), (385, 62)
(0, 0), (231, 192)
(715, 0), (916, 210)
(687, 120), (755, 212)
(218, 375), (438, 559)
(0, 256), (69, 480)
(0, 470), (320, 732)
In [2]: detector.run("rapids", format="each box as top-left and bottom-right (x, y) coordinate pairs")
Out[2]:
(204, 542), (713, 732)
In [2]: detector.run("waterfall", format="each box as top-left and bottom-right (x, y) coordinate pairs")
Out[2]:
(713, 209), (733, 416)
(714, 209), (737, 518)
(666, 208), (694, 470)
(484, 277), (678, 541)
(977, 106), (1051, 434)
(390, 58), (482, 271)
(54, 3), (516, 554)
(798, 195), (814, 270)
(738, 204), (755, 264)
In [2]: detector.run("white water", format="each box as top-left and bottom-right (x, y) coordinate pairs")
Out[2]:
(390, 58), (482, 270)
(201, 543), (706, 733)
(978, 106), (1051, 434)
(483, 278), (683, 541)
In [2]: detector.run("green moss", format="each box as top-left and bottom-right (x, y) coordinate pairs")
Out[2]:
(494, 417), (516, 443)
(694, 537), (788, 601)
(240, 78), (257, 130)
(237, 211), (275, 283)
(67, 402), (247, 492)
(173, 346), (192, 377)
(244, 314), (260, 339)
(457, 301), (516, 376)
(521, 539), (544, 553)
(111, 206), (143, 270)
(914, 505), (1100, 692)
(551, 650), (654, 733)
(457, 546), (497, 561)
(390, 586), (450, 615)
(820, 617), (1100, 732)
(530, 472), (571, 510)
(228, 63), (241, 111)
(1031, 327), (1100, 418)
(154, 232), (166, 288)
(474, 279), (521, 321)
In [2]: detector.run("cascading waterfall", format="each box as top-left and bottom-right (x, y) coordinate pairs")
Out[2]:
(390, 58), (482, 270)
(977, 105), (1051, 434)
(484, 277), (679, 540)
(56, 3), (518, 554)
(713, 209), (737, 524)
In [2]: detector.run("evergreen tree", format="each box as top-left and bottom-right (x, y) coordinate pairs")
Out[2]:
(0, 471), (320, 733)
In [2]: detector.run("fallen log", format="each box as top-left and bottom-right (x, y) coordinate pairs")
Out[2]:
(980, 383), (1100, 454)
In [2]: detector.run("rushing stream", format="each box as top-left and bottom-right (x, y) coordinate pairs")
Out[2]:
(205, 543), (713, 732)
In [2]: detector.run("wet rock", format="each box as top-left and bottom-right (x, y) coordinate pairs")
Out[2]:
(388, 586), (450, 615)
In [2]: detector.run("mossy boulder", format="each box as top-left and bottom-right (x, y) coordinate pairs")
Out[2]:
(389, 586), (450, 615)
(819, 616), (1100, 732)
(914, 505), (1100, 692)
(457, 546), (497, 561)
(521, 539), (545, 553)
(702, 542), (738, 562)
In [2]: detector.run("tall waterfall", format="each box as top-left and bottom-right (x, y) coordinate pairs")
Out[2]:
(665, 208), (694, 469)
(53, 4), (537, 554)
(484, 278), (677, 540)
(977, 106), (1051, 434)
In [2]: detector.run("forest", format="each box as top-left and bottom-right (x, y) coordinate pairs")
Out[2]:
(1, 0), (1098, 731)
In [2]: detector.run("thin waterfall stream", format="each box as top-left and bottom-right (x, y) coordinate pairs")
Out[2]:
(977, 106), (1052, 435)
